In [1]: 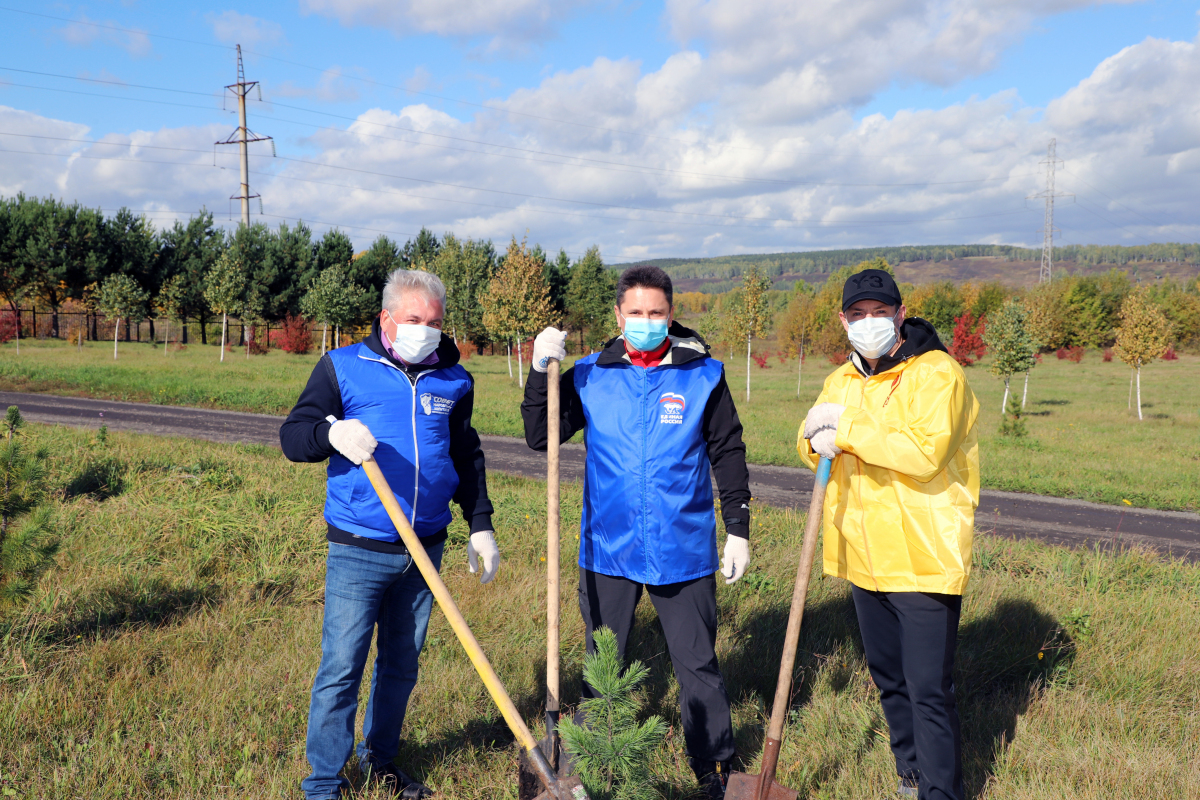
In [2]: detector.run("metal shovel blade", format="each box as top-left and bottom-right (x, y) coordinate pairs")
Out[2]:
(530, 773), (588, 800)
(723, 771), (799, 800)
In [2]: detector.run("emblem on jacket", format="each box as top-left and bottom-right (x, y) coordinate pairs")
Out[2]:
(420, 393), (454, 415)
(659, 392), (685, 424)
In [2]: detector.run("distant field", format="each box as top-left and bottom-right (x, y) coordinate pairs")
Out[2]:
(1, 424), (1197, 798)
(1, 339), (1197, 510)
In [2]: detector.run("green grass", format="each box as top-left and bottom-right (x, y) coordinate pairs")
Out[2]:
(2, 340), (1198, 510)
(2, 425), (1199, 798)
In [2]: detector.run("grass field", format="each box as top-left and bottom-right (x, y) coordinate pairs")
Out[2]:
(1, 425), (1198, 798)
(1, 339), (1198, 510)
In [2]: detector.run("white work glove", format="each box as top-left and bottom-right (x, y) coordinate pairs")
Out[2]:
(810, 428), (842, 459)
(531, 327), (568, 372)
(327, 418), (377, 465)
(720, 535), (750, 585)
(467, 530), (500, 584)
(803, 402), (846, 439)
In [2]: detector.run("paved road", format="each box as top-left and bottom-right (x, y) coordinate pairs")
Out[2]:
(7, 390), (1199, 560)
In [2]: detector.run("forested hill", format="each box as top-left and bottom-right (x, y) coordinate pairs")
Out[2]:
(613, 243), (1200, 293)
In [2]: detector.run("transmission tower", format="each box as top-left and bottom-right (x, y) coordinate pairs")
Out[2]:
(216, 45), (273, 227)
(1028, 138), (1071, 283)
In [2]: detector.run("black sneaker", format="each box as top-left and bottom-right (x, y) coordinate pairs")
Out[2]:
(690, 759), (733, 800)
(363, 761), (433, 799)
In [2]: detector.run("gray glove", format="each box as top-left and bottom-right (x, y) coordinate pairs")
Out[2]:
(803, 402), (846, 439)
(326, 417), (377, 465)
(531, 327), (568, 372)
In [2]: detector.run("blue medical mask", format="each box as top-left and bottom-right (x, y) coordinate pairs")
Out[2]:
(622, 317), (669, 352)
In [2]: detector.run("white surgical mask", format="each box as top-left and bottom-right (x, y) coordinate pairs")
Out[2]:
(390, 323), (441, 363)
(847, 313), (900, 359)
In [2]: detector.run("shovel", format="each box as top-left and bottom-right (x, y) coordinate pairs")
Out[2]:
(362, 456), (588, 800)
(725, 456), (833, 800)
(519, 357), (576, 798)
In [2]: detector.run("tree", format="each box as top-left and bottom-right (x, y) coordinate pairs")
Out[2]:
(482, 237), (556, 387)
(348, 234), (403, 315)
(1114, 291), (1172, 421)
(558, 628), (667, 800)
(731, 266), (772, 401)
(983, 299), (1037, 412)
(203, 251), (244, 363)
(565, 245), (615, 352)
(779, 282), (820, 398)
(948, 312), (986, 366)
(96, 273), (149, 359)
(102, 207), (160, 341)
(544, 248), (570, 319)
(158, 211), (222, 344)
(262, 221), (316, 320)
(156, 273), (188, 356)
(401, 227), (440, 268)
(0, 407), (57, 615)
(424, 233), (495, 347)
(23, 198), (106, 338)
(300, 266), (368, 355)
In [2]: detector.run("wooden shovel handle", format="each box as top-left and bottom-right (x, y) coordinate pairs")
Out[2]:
(757, 457), (832, 791)
(546, 358), (562, 727)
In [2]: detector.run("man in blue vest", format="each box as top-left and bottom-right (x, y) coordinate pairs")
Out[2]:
(281, 269), (499, 800)
(522, 265), (752, 799)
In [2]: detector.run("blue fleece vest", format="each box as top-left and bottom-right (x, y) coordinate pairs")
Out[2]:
(574, 353), (725, 585)
(323, 343), (472, 541)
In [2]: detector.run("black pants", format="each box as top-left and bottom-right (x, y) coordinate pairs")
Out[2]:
(852, 586), (963, 800)
(578, 568), (735, 763)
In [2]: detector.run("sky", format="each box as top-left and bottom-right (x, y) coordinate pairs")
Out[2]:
(1, 0), (1198, 261)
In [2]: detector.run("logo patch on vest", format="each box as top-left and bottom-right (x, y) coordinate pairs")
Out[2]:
(658, 392), (686, 424)
(420, 393), (455, 415)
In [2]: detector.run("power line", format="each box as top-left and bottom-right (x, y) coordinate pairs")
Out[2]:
(1059, 168), (1173, 231)
(215, 45), (272, 226)
(0, 139), (1039, 231)
(0, 67), (1029, 188)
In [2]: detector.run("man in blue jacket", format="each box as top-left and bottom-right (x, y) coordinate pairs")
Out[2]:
(281, 269), (499, 800)
(522, 265), (751, 799)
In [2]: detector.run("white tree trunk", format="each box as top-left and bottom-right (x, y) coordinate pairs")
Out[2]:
(220, 312), (227, 363)
(1001, 376), (1010, 414)
(745, 334), (752, 402)
(321, 323), (327, 356)
(1022, 370), (1029, 409)
(506, 342), (512, 378)
(517, 337), (524, 388)
(1136, 364), (1143, 421)
(1128, 368), (1134, 409)
(335, 326), (340, 350)
(113, 317), (120, 360)
(797, 345), (803, 397)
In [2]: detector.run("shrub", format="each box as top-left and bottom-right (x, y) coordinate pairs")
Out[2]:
(456, 340), (473, 361)
(827, 351), (848, 366)
(1056, 348), (1068, 360)
(751, 351), (771, 368)
(1102, 348), (1114, 362)
(0, 311), (15, 344)
(277, 314), (313, 355)
(247, 325), (270, 355)
(1162, 345), (1179, 361)
(949, 312), (987, 366)
(1067, 346), (1085, 363)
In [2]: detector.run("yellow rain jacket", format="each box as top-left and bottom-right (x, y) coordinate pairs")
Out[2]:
(797, 320), (980, 595)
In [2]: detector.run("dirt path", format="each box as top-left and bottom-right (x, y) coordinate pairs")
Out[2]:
(8, 390), (1199, 560)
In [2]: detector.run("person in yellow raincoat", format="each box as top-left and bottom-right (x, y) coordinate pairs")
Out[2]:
(798, 268), (979, 800)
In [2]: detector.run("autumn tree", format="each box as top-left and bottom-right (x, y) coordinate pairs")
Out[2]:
(983, 299), (1037, 413)
(1114, 291), (1172, 421)
(731, 267), (772, 401)
(779, 282), (821, 397)
(156, 273), (187, 356)
(96, 273), (149, 360)
(482, 237), (556, 387)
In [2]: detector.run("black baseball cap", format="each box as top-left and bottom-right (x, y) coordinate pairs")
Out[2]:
(842, 269), (902, 311)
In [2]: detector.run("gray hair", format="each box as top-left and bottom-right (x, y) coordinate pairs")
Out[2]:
(381, 268), (446, 314)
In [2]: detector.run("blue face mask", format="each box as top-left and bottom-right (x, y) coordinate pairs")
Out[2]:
(622, 317), (669, 352)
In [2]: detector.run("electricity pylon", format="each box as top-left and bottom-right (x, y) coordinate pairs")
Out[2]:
(216, 44), (273, 227)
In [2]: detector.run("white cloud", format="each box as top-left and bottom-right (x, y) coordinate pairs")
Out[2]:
(299, 0), (598, 52)
(55, 14), (152, 57)
(273, 67), (362, 103)
(207, 11), (287, 51)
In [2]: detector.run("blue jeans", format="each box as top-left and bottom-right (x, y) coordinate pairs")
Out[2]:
(302, 541), (445, 800)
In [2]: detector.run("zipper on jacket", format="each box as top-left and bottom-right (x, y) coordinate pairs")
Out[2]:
(409, 372), (427, 526)
(856, 376), (880, 591)
(641, 366), (649, 579)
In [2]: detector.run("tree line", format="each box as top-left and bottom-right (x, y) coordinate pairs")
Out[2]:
(0, 194), (619, 355)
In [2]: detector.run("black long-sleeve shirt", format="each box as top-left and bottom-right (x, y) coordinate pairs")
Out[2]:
(280, 321), (493, 552)
(521, 324), (752, 538)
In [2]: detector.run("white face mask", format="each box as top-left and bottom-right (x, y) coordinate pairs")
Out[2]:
(847, 313), (900, 359)
(389, 323), (442, 363)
